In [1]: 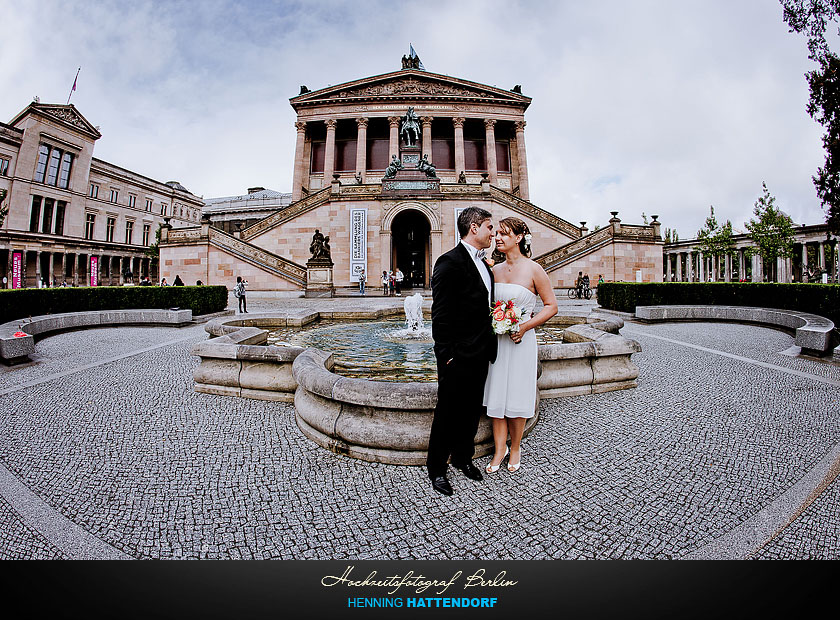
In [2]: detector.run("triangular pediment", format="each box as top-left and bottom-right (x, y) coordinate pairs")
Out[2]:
(10, 103), (101, 139)
(290, 69), (531, 109)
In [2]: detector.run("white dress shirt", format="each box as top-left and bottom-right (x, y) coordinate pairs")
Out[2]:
(461, 240), (491, 302)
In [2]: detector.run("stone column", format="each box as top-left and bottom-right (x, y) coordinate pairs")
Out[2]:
(484, 119), (498, 184)
(666, 253), (672, 282)
(687, 252), (694, 282)
(388, 116), (401, 160)
(291, 121), (307, 201)
(73, 253), (79, 286)
(738, 249), (745, 281)
(694, 251), (701, 282)
(6, 248), (12, 288)
(819, 241), (826, 271)
(421, 116), (434, 162)
(725, 254), (731, 282)
(452, 117), (466, 178)
(676, 252), (683, 281)
(355, 117), (368, 184)
(323, 119), (337, 184)
(60, 252), (66, 285)
(801, 243), (809, 281)
(514, 120), (530, 201)
(46, 252), (54, 287)
(119, 256), (125, 285)
(35, 251), (42, 287)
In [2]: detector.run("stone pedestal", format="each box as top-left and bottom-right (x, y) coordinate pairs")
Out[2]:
(381, 145), (441, 196)
(305, 258), (334, 297)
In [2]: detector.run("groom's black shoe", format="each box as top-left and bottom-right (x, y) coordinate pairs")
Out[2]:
(431, 476), (453, 496)
(453, 462), (484, 481)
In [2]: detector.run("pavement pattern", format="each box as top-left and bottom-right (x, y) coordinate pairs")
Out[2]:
(0, 293), (838, 559)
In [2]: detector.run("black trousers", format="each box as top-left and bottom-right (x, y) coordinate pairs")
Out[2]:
(426, 355), (488, 479)
(238, 296), (247, 312)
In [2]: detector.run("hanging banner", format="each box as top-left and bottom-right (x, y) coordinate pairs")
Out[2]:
(90, 256), (98, 287)
(12, 251), (23, 289)
(349, 208), (367, 282)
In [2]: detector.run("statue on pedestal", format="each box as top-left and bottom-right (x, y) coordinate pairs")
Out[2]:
(383, 155), (404, 179)
(309, 229), (330, 260)
(416, 154), (437, 179)
(400, 107), (420, 147)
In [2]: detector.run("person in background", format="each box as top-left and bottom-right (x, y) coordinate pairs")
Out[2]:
(382, 271), (389, 296)
(395, 268), (404, 296)
(358, 269), (366, 295)
(388, 271), (396, 296)
(173, 274), (184, 286)
(234, 276), (248, 313)
(160, 278), (169, 286)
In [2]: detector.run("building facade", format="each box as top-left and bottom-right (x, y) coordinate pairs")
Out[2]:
(160, 62), (663, 291)
(0, 102), (202, 288)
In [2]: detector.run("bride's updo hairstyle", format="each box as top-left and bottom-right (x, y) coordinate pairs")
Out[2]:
(498, 216), (532, 257)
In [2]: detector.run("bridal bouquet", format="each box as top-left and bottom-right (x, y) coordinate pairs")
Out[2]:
(490, 299), (525, 335)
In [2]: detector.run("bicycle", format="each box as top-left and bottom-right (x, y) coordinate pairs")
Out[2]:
(566, 286), (592, 300)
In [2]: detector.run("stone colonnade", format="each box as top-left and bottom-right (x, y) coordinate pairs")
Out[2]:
(3, 247), (154, 288)
(291, 116), (530, 202)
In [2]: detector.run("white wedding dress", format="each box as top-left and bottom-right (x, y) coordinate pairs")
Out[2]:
(483, 282), (538, 419)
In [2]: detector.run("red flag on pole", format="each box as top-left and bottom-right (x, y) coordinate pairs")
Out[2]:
(67, 67), (80, 104)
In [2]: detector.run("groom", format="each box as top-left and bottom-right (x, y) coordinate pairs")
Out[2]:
(427, 206), (497, 496)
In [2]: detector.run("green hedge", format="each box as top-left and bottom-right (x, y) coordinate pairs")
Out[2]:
(597, 282), (840, 326)
(0, 285), (228, 325)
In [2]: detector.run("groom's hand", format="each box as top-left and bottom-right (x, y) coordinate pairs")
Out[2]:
(509, 331), (522, 344)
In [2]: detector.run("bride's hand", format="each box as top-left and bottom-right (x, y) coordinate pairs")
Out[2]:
(509, 330), (522, 344)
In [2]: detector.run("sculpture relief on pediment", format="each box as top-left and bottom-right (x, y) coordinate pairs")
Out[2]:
(331, 78), (493, 100)
(43, 107), (91, 132)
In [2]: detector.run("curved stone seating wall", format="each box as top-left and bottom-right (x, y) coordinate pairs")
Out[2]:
(0, 309), (193, 365)
(635, 305), (836, 355)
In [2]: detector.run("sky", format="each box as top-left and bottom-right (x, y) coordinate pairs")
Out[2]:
(0, 0), (832, 238)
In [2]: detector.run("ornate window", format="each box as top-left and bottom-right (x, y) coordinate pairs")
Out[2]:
(145, 198), (152, 212)
(29, 195), (42, 232)
(55, 201), (66, 235)
(109, 189), (119, 203)
(46, 148), (62, 185)
(125, 220), (134, 244)
(34, 145), (49, 182)
(142, 224), (151, 246)
(84, 213), (96, 240)
(58, 152), (73, 189)
(0, 157), (9, 176)
(106, 217), (116, 242)
(89, 183), (99, 198)
(127, 194), (136, 208)
(41, 198), (54, 234)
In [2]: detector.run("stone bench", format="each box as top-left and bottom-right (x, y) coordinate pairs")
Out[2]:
(635, 305), (836, 355)
(0, 309), (193, 364)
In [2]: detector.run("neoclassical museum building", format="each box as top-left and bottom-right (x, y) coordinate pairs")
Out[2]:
(159, 60), (663, 292)
(0, 102), (202, 288)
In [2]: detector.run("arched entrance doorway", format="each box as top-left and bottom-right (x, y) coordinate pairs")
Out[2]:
(391, 209), (431, 289)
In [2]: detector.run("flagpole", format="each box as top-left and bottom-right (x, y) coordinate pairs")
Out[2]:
(67, 67), (81, 105)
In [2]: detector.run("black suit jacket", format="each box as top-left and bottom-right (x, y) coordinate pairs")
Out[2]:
(431, 243), (498, 365)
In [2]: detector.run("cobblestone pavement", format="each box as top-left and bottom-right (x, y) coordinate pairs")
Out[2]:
(0, 298), (838, 559)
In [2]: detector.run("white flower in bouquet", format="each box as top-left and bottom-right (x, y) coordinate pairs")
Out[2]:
(490, 299), (525, 334)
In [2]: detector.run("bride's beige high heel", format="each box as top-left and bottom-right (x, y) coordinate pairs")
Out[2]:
(507, 450), (521, 473)
(485, 447), (509, 473)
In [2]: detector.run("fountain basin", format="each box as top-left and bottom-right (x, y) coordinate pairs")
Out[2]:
(192, 309), (640, 464)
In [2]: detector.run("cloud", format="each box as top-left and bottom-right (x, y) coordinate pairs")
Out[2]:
(0, 0), (828, 237)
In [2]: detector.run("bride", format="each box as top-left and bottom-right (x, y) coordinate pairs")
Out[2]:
(483, 217), (558, 473)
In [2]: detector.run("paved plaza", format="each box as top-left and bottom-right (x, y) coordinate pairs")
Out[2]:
(0, 293), (838, 560)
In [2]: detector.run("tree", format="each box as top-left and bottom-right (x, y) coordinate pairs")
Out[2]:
(745, 183), (796, 281)
(781, 0), (840, 232)
(696, 206), (734, 279)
